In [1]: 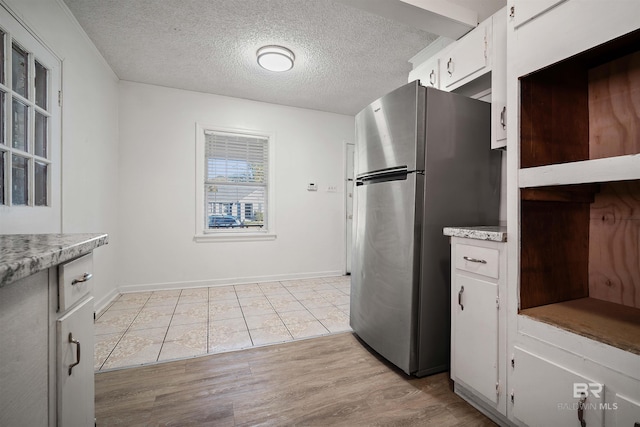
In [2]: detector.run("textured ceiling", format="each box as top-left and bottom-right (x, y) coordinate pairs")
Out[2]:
(62, 0), (500, 116)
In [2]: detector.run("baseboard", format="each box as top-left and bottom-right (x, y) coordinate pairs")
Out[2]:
(93, 288), (120, 316)
(117, 270), (346, 294)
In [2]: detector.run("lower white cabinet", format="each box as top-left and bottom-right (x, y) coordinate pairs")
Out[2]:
(511, 347), (604, 427)
(57, 296), (95, 426)
(0, 253), (96, 426)
(449, 235), (507, 422)
(0, 270), (50, 427)
(453, 273), (499, 403)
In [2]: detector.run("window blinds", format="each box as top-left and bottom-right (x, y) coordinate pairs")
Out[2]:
(204, 131), (268, 229)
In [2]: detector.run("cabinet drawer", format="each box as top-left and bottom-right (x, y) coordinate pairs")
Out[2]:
(455, 244), (499, 279)
(58, 253), (93, 311)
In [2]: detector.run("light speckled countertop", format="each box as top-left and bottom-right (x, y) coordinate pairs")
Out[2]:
(0, 233), (109, 287)
(443, 226), (507, 242)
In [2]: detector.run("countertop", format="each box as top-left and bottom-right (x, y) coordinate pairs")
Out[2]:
(443, 226), (507, 242)
(0, 233), (109, 287)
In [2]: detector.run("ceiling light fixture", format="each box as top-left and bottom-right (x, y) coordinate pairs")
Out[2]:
(256, 45), (295, 72)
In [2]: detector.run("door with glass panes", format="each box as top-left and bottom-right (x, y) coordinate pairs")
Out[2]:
(0, 4), (61, 233)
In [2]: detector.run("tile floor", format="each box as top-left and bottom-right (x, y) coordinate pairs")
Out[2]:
(94, 276), (351, 371)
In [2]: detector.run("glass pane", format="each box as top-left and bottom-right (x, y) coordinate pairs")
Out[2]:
(0, 31), (4, 85)
(11, 154), (28, 205)
(0, 91), (4, 145)
(35, 61), (48, 109)
(12, 43), (28, 98)
(205, 184), (266, 229)
(35, 112), (47, 158)
(34, 161), (47, 206)
(12, 98), (28, 151)
(0, 151), (4, 205)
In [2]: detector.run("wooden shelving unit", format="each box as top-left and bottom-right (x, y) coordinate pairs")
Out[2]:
(518, 28), (640, 353)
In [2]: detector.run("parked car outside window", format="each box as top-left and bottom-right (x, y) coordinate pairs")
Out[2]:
(208, 214), (241, 228)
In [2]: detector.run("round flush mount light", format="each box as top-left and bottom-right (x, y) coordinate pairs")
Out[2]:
(256, 45), (295, 72)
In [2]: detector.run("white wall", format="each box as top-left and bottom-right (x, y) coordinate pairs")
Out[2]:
(4, 0), (120, 309)
(118, 81), (354, 290)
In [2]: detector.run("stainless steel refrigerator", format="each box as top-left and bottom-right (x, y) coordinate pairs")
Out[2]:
(350, 80), (501, 377)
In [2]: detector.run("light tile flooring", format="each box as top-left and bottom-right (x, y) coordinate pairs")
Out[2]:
(94, 276), (351, 371)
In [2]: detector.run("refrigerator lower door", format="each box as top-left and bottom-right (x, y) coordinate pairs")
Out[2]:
(350, 172), (422, 375)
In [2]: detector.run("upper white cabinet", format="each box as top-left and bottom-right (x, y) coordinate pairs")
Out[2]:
(510, 0), (567, 29)
(490, 7), (507, 149)
(441, 18), (491, 92)
(409, 55), (441, 89)
(409, 7), (508, 149)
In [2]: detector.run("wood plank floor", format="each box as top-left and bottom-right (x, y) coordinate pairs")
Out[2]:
(95, 332), (496, 426)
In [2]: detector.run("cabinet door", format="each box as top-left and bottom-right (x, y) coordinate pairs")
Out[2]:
(442, 21), (490, 91)
(511, 0), (568, 29)
(512, 347), (604, 427)
(491, 8), (507, 149)
(615, 394), (640, 426)
(57, 296), (95, 427)
(409, 56), (439, 89)
(452, 273), (498, 403)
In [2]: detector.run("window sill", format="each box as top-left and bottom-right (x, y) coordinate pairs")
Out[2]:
(193, 232), (277, 243)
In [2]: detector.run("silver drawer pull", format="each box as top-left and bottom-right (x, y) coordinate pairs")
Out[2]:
(463, 256), (487, 264)
(71, 272), (93, 285)
(68, 333), (81, 375)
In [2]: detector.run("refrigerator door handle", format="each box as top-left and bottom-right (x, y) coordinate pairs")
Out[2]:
(356, 166), (420, 186)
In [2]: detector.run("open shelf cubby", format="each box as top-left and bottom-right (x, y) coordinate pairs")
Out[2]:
(518, 27), (640, 354)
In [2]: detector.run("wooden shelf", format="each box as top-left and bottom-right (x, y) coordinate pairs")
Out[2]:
(519, 155), (640, 188)
(520, 298), (640, 355)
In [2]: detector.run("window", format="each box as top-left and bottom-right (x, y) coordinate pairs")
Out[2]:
(0, 4), (61, 233)
(195, 125), (275, 241)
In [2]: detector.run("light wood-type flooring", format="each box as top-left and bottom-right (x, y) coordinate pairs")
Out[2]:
(95, 332), (495, 426)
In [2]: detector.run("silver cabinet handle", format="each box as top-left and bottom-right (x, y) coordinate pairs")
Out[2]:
(68, 332), (81, 375)
(500, 106), (507, 130)
(463, 256), (487, 264)
(72, 272), (93, 285)
(447, 58), (453, 76)
(429, 69), (436, 86)
(458, 286), (464, 311)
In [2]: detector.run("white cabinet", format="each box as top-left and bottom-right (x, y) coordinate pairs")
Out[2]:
(57, 296), (95, 427)
(453, 273), (498, 402)
(511, 347), (604, 427)
(449, 236), (507, 422)
(506, 1), (640, 426)
(614, 394), (640, 427)
(409, 7), (507, 149)
(409, 55), (441, 89)
(441, 18), (491, 92)
(490, 7), (507, 149)
(0, 270), (51, 427)
(0, 252), (97, 426)
(510, 0), (567, 29)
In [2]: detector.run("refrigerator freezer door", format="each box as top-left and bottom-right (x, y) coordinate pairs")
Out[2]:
(355, 81), (425, 176)
(350, 172), (422, 375)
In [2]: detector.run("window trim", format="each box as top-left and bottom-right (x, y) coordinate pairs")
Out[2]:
(194, 123), (276, 242)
